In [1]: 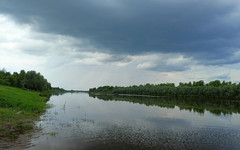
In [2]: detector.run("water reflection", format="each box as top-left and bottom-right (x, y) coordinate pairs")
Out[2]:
(90, 94), (240, 115)
(25, 93), (240, 150)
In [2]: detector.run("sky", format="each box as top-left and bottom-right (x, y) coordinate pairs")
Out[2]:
(0, 0), (240, 90)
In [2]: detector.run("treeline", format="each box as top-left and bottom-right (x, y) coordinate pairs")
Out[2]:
(51, 87), (68, 95)
(0, 69), (51, 91)
(89, 80), (240, 99)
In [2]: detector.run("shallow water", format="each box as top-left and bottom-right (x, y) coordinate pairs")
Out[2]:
(25, 93), (240, 150)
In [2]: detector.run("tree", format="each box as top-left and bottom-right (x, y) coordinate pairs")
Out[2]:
(18, 70), (26, 88)
(209, 80), (221, 87)
(0, 69), (51, 91)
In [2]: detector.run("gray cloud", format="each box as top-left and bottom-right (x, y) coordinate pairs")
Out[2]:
(1, 0), (240, 65)
(135, 54), (193, 72)
(101, 55), (132, 63)
(208, 73), (231, 81)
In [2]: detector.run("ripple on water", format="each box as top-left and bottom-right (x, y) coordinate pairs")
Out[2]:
(25, 93), (240, 150)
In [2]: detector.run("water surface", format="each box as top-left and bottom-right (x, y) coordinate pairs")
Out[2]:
(25, 93), (240, 150)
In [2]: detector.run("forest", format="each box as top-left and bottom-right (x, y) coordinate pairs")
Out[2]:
(89, 80), (240, 99)
(0, 69), (51, 91)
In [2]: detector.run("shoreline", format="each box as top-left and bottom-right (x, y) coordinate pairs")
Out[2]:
(89, 92), (240, 101)
(0, 85), (49, 149)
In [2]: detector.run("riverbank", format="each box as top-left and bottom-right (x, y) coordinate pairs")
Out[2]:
(89, 81), (240, 100)
(0, 85), (48, 147)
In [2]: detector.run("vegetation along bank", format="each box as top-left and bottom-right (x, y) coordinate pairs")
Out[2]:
(0, 69), (51, 143)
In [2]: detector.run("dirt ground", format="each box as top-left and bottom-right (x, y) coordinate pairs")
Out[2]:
(0, 133), (31, 150)
(0, 124), (42, 150)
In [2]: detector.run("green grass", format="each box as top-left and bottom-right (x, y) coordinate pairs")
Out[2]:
(48, 132), (57, 136)
(0, 85), (48, 141)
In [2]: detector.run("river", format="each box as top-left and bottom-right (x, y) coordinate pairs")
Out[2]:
(25, 93), (240, 150)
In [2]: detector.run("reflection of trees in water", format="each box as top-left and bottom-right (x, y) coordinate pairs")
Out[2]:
(89, 94), (240, 115)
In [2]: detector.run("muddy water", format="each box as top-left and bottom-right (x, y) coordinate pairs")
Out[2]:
(25, 93), (240, 150)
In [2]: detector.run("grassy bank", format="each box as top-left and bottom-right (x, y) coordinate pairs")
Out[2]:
(0, 85), (48, 141)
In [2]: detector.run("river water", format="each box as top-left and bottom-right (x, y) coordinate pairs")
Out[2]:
(25, 93), (240, 150)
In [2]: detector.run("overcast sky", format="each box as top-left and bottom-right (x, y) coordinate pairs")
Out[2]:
(0, 0), (240, 90)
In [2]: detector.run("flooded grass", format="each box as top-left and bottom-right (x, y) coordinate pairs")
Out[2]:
(48, 132), (57, 136)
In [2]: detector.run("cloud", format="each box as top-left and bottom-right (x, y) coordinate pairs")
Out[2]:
(208, 73), (231, 81)
(137, 62), (155, 70)
(132, 53), (193, 72)
(1, 1), (240, 90)
(1, 0), (240, 65)
(0, 15), (80, 72)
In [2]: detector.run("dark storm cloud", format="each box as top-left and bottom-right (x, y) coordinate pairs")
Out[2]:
(148, 64), (189, 72)
(1, 0), (240, 65)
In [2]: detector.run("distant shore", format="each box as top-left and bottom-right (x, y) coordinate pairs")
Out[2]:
(89, 80), (240, 100)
